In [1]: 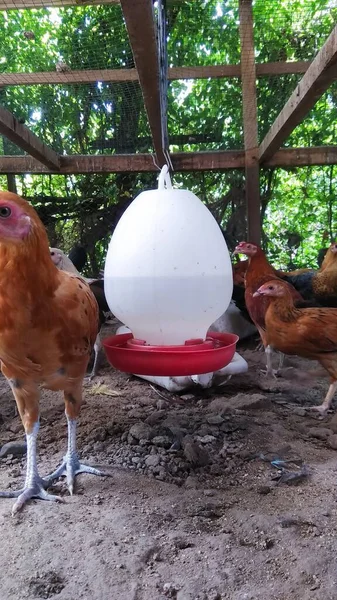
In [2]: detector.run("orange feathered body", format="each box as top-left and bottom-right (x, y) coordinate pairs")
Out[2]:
(0, 192), (99, 393)
(263, 287), (337, 380)
(244, 248), (303, 346)
(0, 192), (106, 513)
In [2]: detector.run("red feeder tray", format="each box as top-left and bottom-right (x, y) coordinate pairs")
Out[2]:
(102, 331), (239, 377)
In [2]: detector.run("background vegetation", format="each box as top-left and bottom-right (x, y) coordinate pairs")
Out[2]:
(0, 0), (336, 273)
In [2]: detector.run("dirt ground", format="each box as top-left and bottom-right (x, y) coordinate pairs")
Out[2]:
(1, 330), (337, 600)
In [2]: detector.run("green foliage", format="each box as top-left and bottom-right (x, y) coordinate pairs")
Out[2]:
(0, 0), (336, 271)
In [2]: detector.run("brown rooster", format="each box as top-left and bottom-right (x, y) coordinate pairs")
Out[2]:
(233, 242), (304, 376)
(254, 279), (337, 415)
(0, 191), (107, 513)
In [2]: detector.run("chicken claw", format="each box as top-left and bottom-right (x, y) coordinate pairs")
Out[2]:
(260, 367), (278, 379)
(43, 417), (110, 495)
(306, 405), (329, 417)
(0, 422), (63, 514)
(304, 382), (337, 417)
(0, 479), (64, 515)
(44, 455), (108, 496)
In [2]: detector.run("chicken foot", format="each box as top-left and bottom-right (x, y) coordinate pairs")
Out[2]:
(260, 346), (285, 378)
(260, 345), (278, 378)
(306, 380), (337, 417)
(43, 416), (108, 494)
(0, 422), (63, 514)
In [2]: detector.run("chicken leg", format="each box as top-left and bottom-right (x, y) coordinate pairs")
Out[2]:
(43, 386), (109, 493)
(86, 333), (102, 382)
(0, 382), (62, 514)
(306, 380), (337, 417)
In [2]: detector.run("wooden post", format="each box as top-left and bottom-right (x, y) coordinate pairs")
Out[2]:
(239, 0), (261, 244)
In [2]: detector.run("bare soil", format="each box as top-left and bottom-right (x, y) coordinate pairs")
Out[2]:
(1, 329), (337, 600)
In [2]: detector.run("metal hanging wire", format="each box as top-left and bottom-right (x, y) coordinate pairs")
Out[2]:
(157, 0), (173, 171)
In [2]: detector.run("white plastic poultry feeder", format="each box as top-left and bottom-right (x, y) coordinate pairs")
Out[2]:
(103, 165), (247, 389)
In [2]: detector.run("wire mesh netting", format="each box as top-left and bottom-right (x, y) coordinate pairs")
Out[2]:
(0, 0), (336, 154)
(0, 3), (152, 155)
(167, 0), (337, 151)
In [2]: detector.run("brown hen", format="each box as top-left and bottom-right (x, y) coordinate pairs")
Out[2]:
(234, 242), (304, 376)
(255, 279), (337, 415)
(0, 191), (106, 513)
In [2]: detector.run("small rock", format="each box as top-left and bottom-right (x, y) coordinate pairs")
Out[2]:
(206, 415), (224, 425)
(231, 393), (269, 410)
(307, 427), (332, 440)
(257, 485), (271, 495)
(7, 421), (23, 434)
(207, 398), (232, 415)
(180, 394), (195, 401)
(127, 434), (138, 446)
(328, 434), (337, 450)
(91, 427), (107, 442)
(163, 582), (179, 597)
(152, 435), (172, 449)
(0, 441), (27, 459)
(9, 467), (21, 478)
(196, 424), (214, 437)
(156, 399), (169, 410)
(195, 435), (217, 444)
(293, 407), (306, 417)
(328, 413), (337, 433)
(145, 411), (165, 426)
(145, 455), (161, 468)
(129, 422), (154, 441)
(93, 441), (105, 452)
(128, 409), (144, 419)
(182, 437), (211, 467)
(203, 489), (215, 497)
(210, 464), (223, 476)
(184, 475), (198, 489)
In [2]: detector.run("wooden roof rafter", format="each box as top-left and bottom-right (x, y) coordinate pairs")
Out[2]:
(120, 0), (166, 168)
(0, 61), (312, 88)
(0, 146), (337, 174)
(0, 105), (60, 171)
(259, 23), (337, 163)
(0, 0), (119, 8)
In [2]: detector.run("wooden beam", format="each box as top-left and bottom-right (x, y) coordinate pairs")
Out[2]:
(0, 61), (311, 88)
(0, 69), (138, 87)
(239, 0), (261, 245)
(120, 0), (166, 167)
(0, 0), (184, 8)
(0, 147), (335, 174)
(260, 24), (337, 163)
(171, 61), (311, 80)
(267, 146), (337, 167)
(0, 0), (118, 8)
(0, 152), (245, 174)
(0, 106), (60, 170)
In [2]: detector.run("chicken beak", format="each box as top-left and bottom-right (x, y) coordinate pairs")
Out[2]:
(252, 290), (262, 298)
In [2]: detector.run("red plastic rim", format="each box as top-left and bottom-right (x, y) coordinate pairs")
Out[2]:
(102, 331), (239, 376)
(127, 337), (215, 351)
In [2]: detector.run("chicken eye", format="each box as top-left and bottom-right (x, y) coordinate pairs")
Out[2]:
(268, 285), (273, 290)
(50, 251), (54, 256)
(0, 206), (11, 218)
